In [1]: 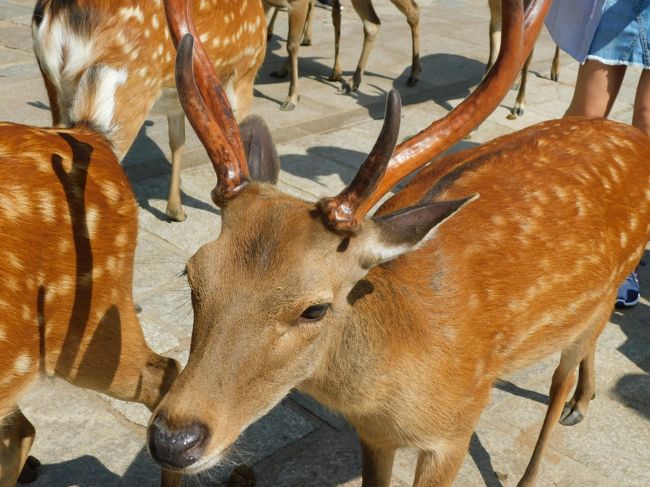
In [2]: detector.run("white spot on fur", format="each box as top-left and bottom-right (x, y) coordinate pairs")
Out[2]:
(119, 6), (144, 23)
(152, 14), (160, 29)
(200, 33), (208, 43)
(86, 206), (100, 239)
(14, 354), (31, 374)
(620, 231), (628, 248)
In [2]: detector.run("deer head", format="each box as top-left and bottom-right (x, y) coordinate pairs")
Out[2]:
(148, 0), (548, 473)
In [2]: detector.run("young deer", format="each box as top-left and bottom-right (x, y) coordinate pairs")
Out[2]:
(149, 0), (649, 485)
(32, 0), (267, 221)
(488, 0), (560, 117)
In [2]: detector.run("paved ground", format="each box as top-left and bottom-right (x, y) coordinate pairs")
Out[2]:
(1, 0), (650, 485)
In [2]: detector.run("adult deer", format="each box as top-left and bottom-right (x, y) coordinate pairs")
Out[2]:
(150, 0), (650, 485)
(488, 0), (560, 117)
(32, 0), (266, 221)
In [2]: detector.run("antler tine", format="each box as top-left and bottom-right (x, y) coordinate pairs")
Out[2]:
(322, 0), (552, 231)
(318, 90), (402, 230)
(164, 0), (249, 203)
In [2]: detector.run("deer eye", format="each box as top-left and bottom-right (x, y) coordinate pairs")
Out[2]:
(300, 303), (331, 321)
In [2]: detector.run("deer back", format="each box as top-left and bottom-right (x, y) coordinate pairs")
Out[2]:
(0, 123), (141, 417)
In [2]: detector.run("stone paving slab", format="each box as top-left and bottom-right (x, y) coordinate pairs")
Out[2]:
(1, 0), (649, 486)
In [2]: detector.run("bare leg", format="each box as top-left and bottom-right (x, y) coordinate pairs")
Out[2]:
(360, 441), (395, 487)
(565, 60), (626, 118)
(631, 69), (650, 137)
(0, 408), (36, 487)
(486, 0), (501, 72)
(560, 344), (596, 426)
(329, 0), (343, 82)
(348, 0), (381, 92)
(166, 112), (186, 222)
(510, 49), (533, 118)
(390, 0), (421, 86)
(412, 442), (469, 487)
(551, 45), (560, 81)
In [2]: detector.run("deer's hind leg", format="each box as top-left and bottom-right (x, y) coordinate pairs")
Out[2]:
(390, 0), (421, 86)
(0, 407), (37, 487)
(412, 439), (471, 487)
(560, 343), (596, 426)
(518, 309), (610, 486)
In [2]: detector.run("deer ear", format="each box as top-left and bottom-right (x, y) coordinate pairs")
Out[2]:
(360, 194), (479, 268)
(240, 115), (280, 185)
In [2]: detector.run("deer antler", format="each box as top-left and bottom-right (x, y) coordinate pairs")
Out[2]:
(320, 0), (552, 231)
(164, 0), (249, 204)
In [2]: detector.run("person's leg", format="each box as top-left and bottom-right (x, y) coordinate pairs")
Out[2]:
(565, 60), (627, 118)
(632, 69), (650, 135)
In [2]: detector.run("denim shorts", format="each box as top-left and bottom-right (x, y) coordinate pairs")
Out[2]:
(588, 0), (650, 69)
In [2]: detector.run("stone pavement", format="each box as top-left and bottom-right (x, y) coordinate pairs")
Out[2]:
(1, 0), (649, 485)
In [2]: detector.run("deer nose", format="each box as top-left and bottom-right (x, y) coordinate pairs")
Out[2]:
(148, 413), (208, 470)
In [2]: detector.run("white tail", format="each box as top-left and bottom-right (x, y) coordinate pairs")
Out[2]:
(32, 0), (267, 221)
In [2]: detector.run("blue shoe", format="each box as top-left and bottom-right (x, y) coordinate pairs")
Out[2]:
(616, 271), (640, 308)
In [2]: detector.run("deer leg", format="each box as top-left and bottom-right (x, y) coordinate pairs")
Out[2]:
(348, 0), (381, 92)
(360, 440), (396, 487)
(412, 442), (469, 487)
(486, 0), (501, 73)
(278, 2), (309, 111)
(518, 348), (584, 486)
(560, 344), (596, 426)
(166, 112), (186, 222)
(301, 0), (314, 46)
(390, 0), (421, 86)
(267, 7), (279, 41)
(551, 45), (560, 81)
(0, 407), (37, 487)
(510, 49), (533, 118)
(328, 0), (344, 82)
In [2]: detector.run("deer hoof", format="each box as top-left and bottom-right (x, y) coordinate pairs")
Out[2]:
(328, 72), (343, 82)
(280, 99), (297, 111)
(551, 72), (559, 82)
(17, 456), (41, 484)
(559, 404), (584, 426)
(406, 75), (419, 87)
(227, 464), (256, 487)
(512, 105), (525, 117)
(270, 70), (288, 79)
(301, 39), (312, 47)
(166, 206), (187, 222)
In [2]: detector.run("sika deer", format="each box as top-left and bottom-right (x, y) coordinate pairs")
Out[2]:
(0, 125), (181, 486)
(488, 0), (560, 117)
(32, 0), (267, 221)
(149, 0), (650, 485)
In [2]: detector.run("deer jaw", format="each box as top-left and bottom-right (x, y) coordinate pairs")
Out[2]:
(148, 183), (473, 473)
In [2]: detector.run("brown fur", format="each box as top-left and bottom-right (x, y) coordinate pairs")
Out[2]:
(151, 117), (650, 484)
(0, 123), (180, 486)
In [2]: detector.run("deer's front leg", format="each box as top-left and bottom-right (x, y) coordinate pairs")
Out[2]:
(328, 0), (344, 82)
(360, 440), (396, 487)
(280, 2), (310, 110)
(0, 407), (37, 487)
(348, 0), (381, 92)
(166, 112), (186, 222)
